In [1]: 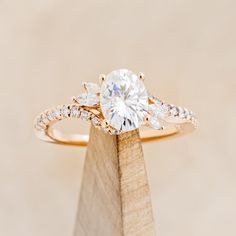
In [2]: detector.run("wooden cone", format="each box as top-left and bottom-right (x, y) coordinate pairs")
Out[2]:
(74, 125), (155, 236)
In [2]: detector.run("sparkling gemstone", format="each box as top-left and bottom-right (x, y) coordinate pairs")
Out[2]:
(84, 82), (100, 94)
(150, 96), (162, 105)
(81, 110), (89, 120)
(77, 93), (99, 106)
(109, 129), (120, 135)
(100, 69), (148, 132)
(149, 117), (161, 129)
(91, 116), (99, 126)
(36, 117), (45, 129)
(171, 106), (178, 116)
(184, 108), (189, 116)
(71, 106), (80, 117)
(61, 106), (70, 117)
(41, 114), (49, 124)
(149, 103), (169, 119)
(178, 107), (186, 118)
(161, 104), (170, 114)
(76, 82), (100, 106)
(47, 110), (57, 121)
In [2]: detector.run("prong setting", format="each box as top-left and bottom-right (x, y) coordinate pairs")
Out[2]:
(82, 82), (88, 91)
(139, 72), (145, 81)
(34, 69), (197, 146)
(71, 96), (78, 103)
(145, 113), (151, 123)
(99, 74), (106, 83)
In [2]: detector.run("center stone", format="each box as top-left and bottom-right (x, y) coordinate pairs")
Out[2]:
(100, 69), (149, 132)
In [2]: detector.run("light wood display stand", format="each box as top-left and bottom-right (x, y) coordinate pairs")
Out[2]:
(74, 125), (156, 236)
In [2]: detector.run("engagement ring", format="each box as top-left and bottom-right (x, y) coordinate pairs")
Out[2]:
(34, 69), (197, 146)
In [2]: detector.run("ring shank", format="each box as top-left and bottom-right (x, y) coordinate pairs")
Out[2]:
(35, 122), (195, 147)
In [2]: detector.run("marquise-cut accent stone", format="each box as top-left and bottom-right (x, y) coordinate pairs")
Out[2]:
(148, 103), (170, 119)
(77, 93), (99, 106)
(76, 82), (100, 106)
(149, 116), (161, 129)
(100, 69), (148, 132)
(84, 82), (100, 94)
(149, 96), (162, 105)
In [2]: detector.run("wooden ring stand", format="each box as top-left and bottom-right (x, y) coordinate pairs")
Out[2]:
(74, 125), (156, 236)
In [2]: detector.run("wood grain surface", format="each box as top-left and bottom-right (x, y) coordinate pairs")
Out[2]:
(74, 126), (155, 236)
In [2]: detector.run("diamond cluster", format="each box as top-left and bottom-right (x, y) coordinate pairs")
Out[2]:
(35, 105), (98, 129)
(148, 96), (197, 129)
(35, 69), (197, 136)
(73, 82), (100, 106)
(34, 104), (118, 135)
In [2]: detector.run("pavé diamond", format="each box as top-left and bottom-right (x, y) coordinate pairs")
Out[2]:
(71, 106), (80, 117)
(91, 116), (99, 126)
(171, 106), (178, 116)
(61, 106), (70, 117)
(81, 110), (89, 120)
(100, 69), (148, 132)
(41, 114), (48, 124)
(47, 111), (57, 121)
(36, 117), (45, 129)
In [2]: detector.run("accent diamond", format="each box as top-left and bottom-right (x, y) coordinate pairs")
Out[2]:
(81, 110), (90, 120)
(71, 106), (80, 117)
(77, 93), (99, 106)
(171, 106), (178, 116)
(84, 82), (100, 94)
(149, 116), (161, 129)
(76, 82), (100, 106)
(41, 114), (49, 124)
(36, 117), (46, 129)
(149, 103), (170, 119)
(100, 69), (148, 132)
(61, 106), (70, 117)
(91, 116), (100, 127)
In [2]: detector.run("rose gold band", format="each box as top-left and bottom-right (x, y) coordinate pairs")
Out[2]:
(35, 122), (195, 147)
(34, 102), (197, 147)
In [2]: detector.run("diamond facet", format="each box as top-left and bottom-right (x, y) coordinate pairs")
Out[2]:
(71, 106), (80, 117)
(100, 69), (148, 132)
(81, 110), (90, 120)
(91, 116), (100, 126)
(61, 106), (70, 117)
(77, 93), (99, 106)
(36, 116), (46, 129)
(76, 82), (100, 106)
(149, 103), (170, 119)
(149, 116), (161, 129)
(84, 82), (100, 94)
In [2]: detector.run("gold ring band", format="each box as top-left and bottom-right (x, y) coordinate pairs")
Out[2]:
(34, 103), (197, 147)
(34, 69), (197, 146)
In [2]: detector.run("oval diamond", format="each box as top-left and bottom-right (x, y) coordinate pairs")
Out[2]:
(100, 69), (148, 132)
